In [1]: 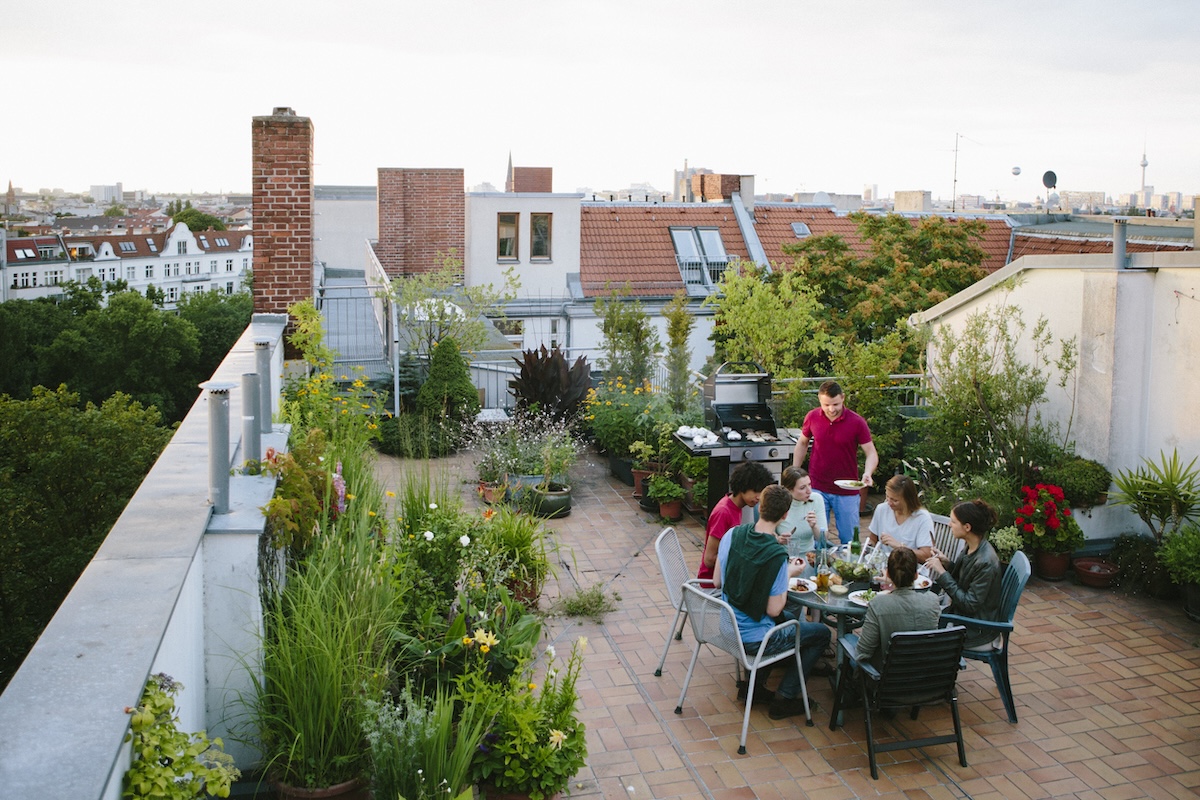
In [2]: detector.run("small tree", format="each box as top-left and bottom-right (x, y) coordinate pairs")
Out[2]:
(416, 337), (480, 424)
(662, 291), (694, 413)
(594, 284), (661, 387)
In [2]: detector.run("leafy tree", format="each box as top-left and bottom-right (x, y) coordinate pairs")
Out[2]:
(594, 284), (661, 387)
(703, 263), (827, 378)
(177, 290), (254, 380)
(662, 290), (695, 413)
(0, 299), (69, 399)
(390, 252), (519, 361)
(103, 203), (127, 217)
(0, 386), (171, 690)
(415, 336), (479, 424)
(782, 212), (987, 369)
(172, 207), (226, 232)
(165, 199), (192, 217)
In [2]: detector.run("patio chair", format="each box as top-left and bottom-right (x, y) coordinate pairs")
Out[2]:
(930, 513), (965, 562)
(673, 583), (812, 754)
(940, 550), (1031, 723)
(830, 625), (968, 779)
(652, 527), (714, 677)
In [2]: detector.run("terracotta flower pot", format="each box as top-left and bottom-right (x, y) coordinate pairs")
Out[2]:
(658, 499), (684, 521)
(1035, 550), (1071, 581)
(1072, 557), (1119, 588)
(631, 468), (653, 498)
(274, 777), (369, 800)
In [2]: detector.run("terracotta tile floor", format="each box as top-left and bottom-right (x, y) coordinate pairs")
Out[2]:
(377, 452), (1200, 800)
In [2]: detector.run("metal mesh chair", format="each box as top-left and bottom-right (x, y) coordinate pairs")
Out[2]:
(830, 625), (968, 779)
(673, 583), (812, 755)
(930, 513), (966, 562)
(652, 527), (712, 677)
(941, 550), (1031, 723)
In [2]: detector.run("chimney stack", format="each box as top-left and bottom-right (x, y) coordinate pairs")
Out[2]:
(251, 108), (314, 317)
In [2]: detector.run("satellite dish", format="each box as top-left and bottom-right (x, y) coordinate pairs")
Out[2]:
(1011, 166), (1021, 176)
(1042, 170), (1057, 189)
(813, 190), (831, 206)
(1048, 192), (1060, 208)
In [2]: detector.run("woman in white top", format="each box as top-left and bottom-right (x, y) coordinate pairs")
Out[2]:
(778, 465), (828, 561)
(864, 474), (933, 562)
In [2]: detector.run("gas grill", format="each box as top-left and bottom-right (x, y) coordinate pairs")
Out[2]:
(677, 362), (795, 513)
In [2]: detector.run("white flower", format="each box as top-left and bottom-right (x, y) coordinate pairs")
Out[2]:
(424, 531), (434, 541)
(459, 535), (471, 546)
(546, 645), (556, 660)
(429, 502), (438, 510)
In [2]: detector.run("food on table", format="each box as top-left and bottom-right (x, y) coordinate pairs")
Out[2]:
(833, 559), (874, 583)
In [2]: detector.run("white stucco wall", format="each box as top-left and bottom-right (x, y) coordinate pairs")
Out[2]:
(314, 190), (377, 272)
(464, 193), (582, 299)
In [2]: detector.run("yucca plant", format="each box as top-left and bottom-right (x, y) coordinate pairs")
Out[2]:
(1111, 449), (1200, 543)
(510, 345), (591, 421)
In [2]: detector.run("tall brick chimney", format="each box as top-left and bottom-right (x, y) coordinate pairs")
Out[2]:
(376, 168), (465, 277)
(251, 107), (314, 316)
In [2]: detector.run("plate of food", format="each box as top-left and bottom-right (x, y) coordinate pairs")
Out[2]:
(849, 588), (889, 606)
(912, 574), (933, 590)
(835, 479), (866, 490)
(789, 577), (818, 593)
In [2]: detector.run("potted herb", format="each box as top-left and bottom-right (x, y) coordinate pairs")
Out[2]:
(647, 473), (686, 521)
(467, 638), (589, 800)
(686, 477), (709, 516)
(1158, 524), (1200, 621)
(1014, 483), (1085, 580)
(1043, 456), (1113, 507)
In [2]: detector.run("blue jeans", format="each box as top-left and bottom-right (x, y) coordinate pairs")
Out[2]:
(743, 620), (831, 699)
(816, 489), (859, 545)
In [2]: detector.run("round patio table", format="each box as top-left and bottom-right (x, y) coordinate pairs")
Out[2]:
(787, 582), (870, 668)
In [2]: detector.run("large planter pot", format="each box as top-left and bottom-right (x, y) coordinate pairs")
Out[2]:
(658, 499), (684, 521)
(1185, 582), (1200, 623)
(275, 778), (369, 800)
(608, 454), (634, 486)
(1035, 550), (1072, 581)
(479, 481), (506, 505)
(532, 483), (572, 518)
(506, 473), (543, 502)
(631, 468), (653, 498)
(1072, 557), (1119, 588)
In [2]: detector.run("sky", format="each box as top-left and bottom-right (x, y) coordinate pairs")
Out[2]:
(4, 0), (1199, 204)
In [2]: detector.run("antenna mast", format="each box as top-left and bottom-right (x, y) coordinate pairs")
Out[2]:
(951, 132), (959, 212)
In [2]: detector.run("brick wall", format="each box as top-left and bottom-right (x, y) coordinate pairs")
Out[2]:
(692, 173), (741, 202)
(376, 168), (465, 276)
(511, 167), (553, 193)
(251, 108), (314, 316)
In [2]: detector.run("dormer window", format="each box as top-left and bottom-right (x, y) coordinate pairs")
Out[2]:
(146, 238), (158, 252)
(120, 242), (137, 252)
(215, 237), (230, 247)
(671, 227), (729, 289)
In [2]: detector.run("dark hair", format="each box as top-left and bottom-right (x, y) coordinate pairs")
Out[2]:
(887, 546), (919, 588)
(885, 474), (923, 511)
(781, 465), (809, 490)
(951, 499), (998, 537)
(729, 461), (774, 495)
(817, 380), (843, 399)
(758, 485), (791, 523)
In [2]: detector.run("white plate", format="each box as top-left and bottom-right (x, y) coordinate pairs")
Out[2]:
(849, 589), (889, 606)
(913, 575), (933, 590)
(835, 479), (866, 490)
(789, 577), (818, 593)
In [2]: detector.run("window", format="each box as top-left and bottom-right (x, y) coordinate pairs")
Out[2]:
(531, 213), (552, 260)
(119, 241), (137, 253)
(127, 265), (136, 281)
(146, 238), (158, 252)
(225, 259), (234, 272)
(167, 286), (179, 302)
(791, 222), (812, 238)
(549, 319), (559, 349)
(38, 247), (54, 259)
(145, 265), (154, 279)
(176, 241), (187, 255)
(215, 237), (230, 247)
(209, 260), (218, 273)
(46, 269), (63, 286)
(16, 248), (35, 259)
(493, 318), (523, 344)
(497, 213), (519, 260)
(19, 272), (30, 287)
(226, 282), (235, 295)
(199, 235), (209, 248)
(670, 227), (729, 288)
(241, 258), (248, 270)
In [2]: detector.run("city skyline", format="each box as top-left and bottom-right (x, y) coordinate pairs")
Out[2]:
(4, 1), (1198, 202)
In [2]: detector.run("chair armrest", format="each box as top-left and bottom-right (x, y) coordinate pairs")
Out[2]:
(684, 578), (721, 596)
(939, 613), (1013, 634)
(838, 634), (861, 662)
(749, 618), (800, 662)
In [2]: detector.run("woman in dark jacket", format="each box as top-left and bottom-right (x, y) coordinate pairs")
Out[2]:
(924, 499), (1003, 649)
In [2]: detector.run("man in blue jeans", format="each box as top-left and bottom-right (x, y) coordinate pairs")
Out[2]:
(714, 485), (832, 720)
(792, 380), (878, 544)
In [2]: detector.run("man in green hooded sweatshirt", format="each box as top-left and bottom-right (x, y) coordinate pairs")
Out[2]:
(714, 484), (832, 720)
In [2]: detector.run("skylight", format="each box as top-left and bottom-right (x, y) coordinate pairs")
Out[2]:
(119, 242), (137, 252)
(791, 222), (811, 238)
(147, 238), (158, 252)
(215, 237), (230, 247)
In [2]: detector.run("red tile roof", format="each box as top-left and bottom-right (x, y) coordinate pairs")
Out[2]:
(579, 204), (749, 297)
(1010, 234), (1190, 259)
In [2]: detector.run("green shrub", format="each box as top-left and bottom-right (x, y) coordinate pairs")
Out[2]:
(1158, 524), (1200, 585)
(416, 337), (480, 424)
(376, 412), (459, 458)
(1110, 533), (1176, 598)
(1042, 456), (1112, 507)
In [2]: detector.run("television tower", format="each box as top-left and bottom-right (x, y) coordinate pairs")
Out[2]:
(1140, 150), (1148, 191)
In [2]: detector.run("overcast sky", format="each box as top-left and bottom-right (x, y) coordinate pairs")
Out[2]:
(4, 1), (1198, 203)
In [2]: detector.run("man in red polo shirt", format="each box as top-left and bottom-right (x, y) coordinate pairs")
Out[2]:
(792, 380), (878, 545)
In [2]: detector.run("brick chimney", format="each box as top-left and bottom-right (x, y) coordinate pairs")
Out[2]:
(376, 168), (465, 277)
(509, 167), (553, 193)
(251, 107), (314, 316)
(691, 173), (741, 202)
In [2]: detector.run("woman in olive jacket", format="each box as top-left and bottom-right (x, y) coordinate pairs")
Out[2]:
(924, 499), (1003, 649)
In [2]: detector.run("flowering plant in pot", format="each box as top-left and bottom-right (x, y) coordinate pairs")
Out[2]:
(1015, 483), (1085, 580)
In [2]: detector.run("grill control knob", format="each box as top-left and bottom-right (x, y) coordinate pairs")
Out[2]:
(742, 449), (753, 461)
(768, 448), (780, 458)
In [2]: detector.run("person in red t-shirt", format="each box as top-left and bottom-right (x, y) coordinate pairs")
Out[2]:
(697, 461), (775, 583)
(791, 380), (878, 545)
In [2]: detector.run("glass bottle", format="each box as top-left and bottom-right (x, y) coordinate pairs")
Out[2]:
(815, 547), (831, 598)
(850, 525), (861, 557)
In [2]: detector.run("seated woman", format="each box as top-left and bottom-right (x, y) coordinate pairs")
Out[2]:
(779, 466), (828, 567)
(849, 547), (942, 670)
(714, 484), (832, 720)
(923, 499), (1003, 649)
(864, 475), (934, 562)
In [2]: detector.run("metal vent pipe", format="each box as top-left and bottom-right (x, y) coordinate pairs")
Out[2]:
(1113, 218), (1128, 269)
(255, 339), (273, 434)
(242, 373), (261, 466)
(200, 381), (238, 514)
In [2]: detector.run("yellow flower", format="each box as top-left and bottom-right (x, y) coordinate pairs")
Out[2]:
(341, 409), (349, 415)
(528, 682), (537, 691)
(578, 636), (588, 649)
(386, 491), (396, 498)
(346, 493), (356, 500)
(473, 628), (499, 647)
(462, 636), (474, 646)
(548, 729), (566, 749)
(480, 644), (491, 654)
(368, 511), (376, 517)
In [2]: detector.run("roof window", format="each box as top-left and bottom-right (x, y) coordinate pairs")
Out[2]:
(671, 227), (729, 289)
(791, 222), (811, 238)
(119, 242), (137, 252)
(146, 238), (158, 252)
(215, 237), (230, 247)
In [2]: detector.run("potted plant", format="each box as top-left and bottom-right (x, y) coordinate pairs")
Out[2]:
(989, 525), (1024, 569)
(479, 505), (554, 606)
(647, 473), (686, 522)
(510, 345), (591, 422)
(476, 446), (510, 505)
(1014, 483), (1085, 580)
(1158, 524), (1200, 621)
(1043, 456), (1113, 507)
(1111, 449), (1200, 543)
(531, 425), (578, 518)
(686, 477), (709, 516)
(467, 638), (589, 800)
(628, 440), (657, 498)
